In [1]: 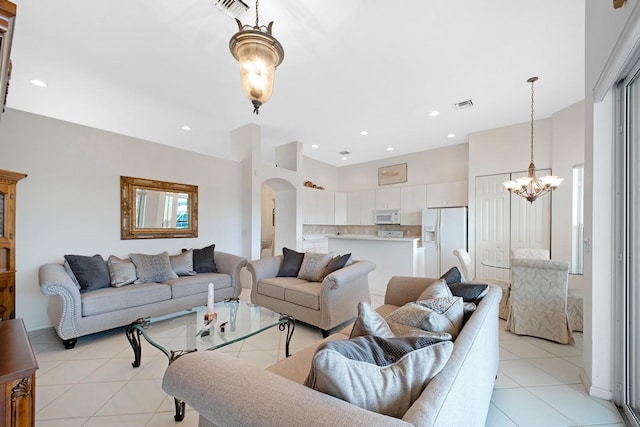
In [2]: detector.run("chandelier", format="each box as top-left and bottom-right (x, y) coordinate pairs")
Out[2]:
(229, 0), (284, 114)
(502, 77), (563, 203)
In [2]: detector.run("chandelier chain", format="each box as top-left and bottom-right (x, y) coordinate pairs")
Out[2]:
(255, 0), (259, 27)
(530, 77), (535, 164)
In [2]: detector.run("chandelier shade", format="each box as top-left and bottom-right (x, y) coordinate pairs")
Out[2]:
(502, 76), (563, 203)
(229, 0), (284, 114)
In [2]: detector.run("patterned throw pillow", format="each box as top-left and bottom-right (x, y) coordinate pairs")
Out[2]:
(129, 252), (178, 284)
(107, 255), (137, 287)
(386, 296), (464, 339)
(304, 335), (453, 418)
(417, 278), (454, 300)
(297, 252), (333, 282)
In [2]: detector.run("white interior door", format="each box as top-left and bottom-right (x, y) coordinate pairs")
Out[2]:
(509, 168), (551, 253)
(475, 174), (511, 282)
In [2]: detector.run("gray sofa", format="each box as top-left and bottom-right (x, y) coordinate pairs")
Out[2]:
(248, 255), (376, 336)
(162, 277), (500, 426)
(39, 251), (247, 348)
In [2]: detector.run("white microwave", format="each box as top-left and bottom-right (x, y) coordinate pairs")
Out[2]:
(374, 209), (401, 224)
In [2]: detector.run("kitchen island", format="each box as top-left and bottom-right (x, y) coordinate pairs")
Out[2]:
(327, 234), (425, 296)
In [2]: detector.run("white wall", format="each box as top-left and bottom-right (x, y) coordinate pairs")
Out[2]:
(584, 0), (639, 400)
(336, 144), (469, 192)
(302, 156), (339, 191)
(0, 108), (243, 331)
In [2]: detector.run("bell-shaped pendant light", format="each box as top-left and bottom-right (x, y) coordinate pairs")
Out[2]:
(229, 0), (284, 114)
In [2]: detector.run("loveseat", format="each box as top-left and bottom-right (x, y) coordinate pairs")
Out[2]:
(162, 276), (500, 426)
(248, 250), (376, 336)
(39, 247), (247, 348)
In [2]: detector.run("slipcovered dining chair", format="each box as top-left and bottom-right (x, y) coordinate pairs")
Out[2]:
(453, 248), (511, 320)
(506, 258), (574, 344)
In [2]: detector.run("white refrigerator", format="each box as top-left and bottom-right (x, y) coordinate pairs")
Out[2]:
(422, 207), (468, 277)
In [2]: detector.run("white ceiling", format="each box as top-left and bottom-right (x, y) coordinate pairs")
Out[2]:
(6, 0), (585, 167)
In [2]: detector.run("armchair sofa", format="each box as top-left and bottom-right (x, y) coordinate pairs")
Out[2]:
(39, 250), (247, 348)
(162, 277), (501, 426)
(248, 254), (376, 336)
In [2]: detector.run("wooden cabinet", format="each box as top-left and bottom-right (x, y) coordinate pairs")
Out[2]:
(426, 181), (467, 208)
(0, 1), (16, 123)
(375, 188), (401, 210)
(347, 190), (375, 225)
(0, 319), (38, 427)
(400, 184), (427, 225)
(0, 169), (26, 321)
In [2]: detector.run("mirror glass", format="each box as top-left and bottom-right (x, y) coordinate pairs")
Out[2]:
(570, 164), (584, 274)
(121, 176), (198, 239)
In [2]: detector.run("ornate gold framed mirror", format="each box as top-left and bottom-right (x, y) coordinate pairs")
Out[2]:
(120, 176), (198, 239)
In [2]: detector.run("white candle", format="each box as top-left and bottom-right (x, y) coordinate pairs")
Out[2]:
(207, 282), (215, 315)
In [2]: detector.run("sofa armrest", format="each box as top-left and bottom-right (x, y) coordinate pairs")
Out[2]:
(384, 276), (440, 306)
(39, 263), (83, 340)
(248, 256), (283, 303)
(162, 351), (410, 427)
(214, 251), (248, 292)
(319, 260), (376, 330)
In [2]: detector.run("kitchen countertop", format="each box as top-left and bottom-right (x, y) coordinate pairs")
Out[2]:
(327, 234), (420, 243)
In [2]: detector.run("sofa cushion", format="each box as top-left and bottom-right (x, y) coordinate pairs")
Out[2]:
(297, 252), (333, 282)
(129, 252), (179, 284)
(440, 266), (464, 284)
(417, 278), (454, 300)
(188, 244), (218, 273)
(257, 277), (308, 300)
(163, 273), (231, 299)
(350, 301), (452, 341)
(386, 297), (464, 339)
(303, 335), (453, 418)
(277, 247), (305, 277)
(81, 282), (172, 316)
(170, 249), (197, 276)
(323, 253), (351, 278)
(63, 254), (111, 293)
(448, 283), (489, 303)
(284, 281), (322, 310)
(107, 255), (137, 287)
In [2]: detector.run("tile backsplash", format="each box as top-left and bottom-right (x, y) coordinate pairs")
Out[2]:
(303, 224), (421, 238)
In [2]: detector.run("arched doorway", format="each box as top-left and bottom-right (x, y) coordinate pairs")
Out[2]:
(261, 177), (298, 258)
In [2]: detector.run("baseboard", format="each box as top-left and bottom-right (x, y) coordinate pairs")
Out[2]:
(580, 369), (614, 400)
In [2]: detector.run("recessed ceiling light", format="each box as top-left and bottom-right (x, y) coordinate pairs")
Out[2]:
(386, 147), (394, 151)
(341, 157), (347, 161)
(311, 144), (319, 148)
(360, 131), (368, 136)
(181, 125), (191, 131)
(429, 110), (439, 117)
(30, 79), (47, 88)
(447, 133), (456, 138)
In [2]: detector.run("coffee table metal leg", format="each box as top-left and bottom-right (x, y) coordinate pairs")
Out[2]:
(279, 314), (295, 357)
(174, 398), (186, 421)
(125, 318), (146, 368)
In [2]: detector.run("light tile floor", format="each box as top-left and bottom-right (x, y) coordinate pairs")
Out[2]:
(30, 290), (625, 427)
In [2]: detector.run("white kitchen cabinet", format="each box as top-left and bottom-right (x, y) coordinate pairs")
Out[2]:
(347, 190), (375, 225)
(334, 191), (347, 225)
(302, 187), (335, 224)
(400, 184), (427, 225)
(426, 181), (468, 207)
(375, 187), (401, 210)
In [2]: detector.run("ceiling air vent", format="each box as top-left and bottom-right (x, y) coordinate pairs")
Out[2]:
(454, 99), (474, 110)
(339, 151), (351, 156)
(212, 0), (249, 19)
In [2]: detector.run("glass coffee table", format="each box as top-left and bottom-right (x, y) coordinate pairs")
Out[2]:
(125, 298), (295, 421)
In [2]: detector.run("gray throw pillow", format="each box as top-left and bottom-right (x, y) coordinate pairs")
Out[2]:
(277, 247), (305, 277)
(63, 259), (81, 290)
(107, 255), (137, 287)
(322, 253), (351, 278)
(170, 249), (197, 276)
(304, 335), (453, 418)
(417, 278), (454, 300)
(63, 254), (111, 293)
(297, 252), (333, 282)
(129, 252), (178, 284)
(386, 296), (464, 339)
(187, 244), (217, 273)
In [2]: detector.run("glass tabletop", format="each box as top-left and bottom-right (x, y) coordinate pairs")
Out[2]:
(126, 298), (294, 367)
